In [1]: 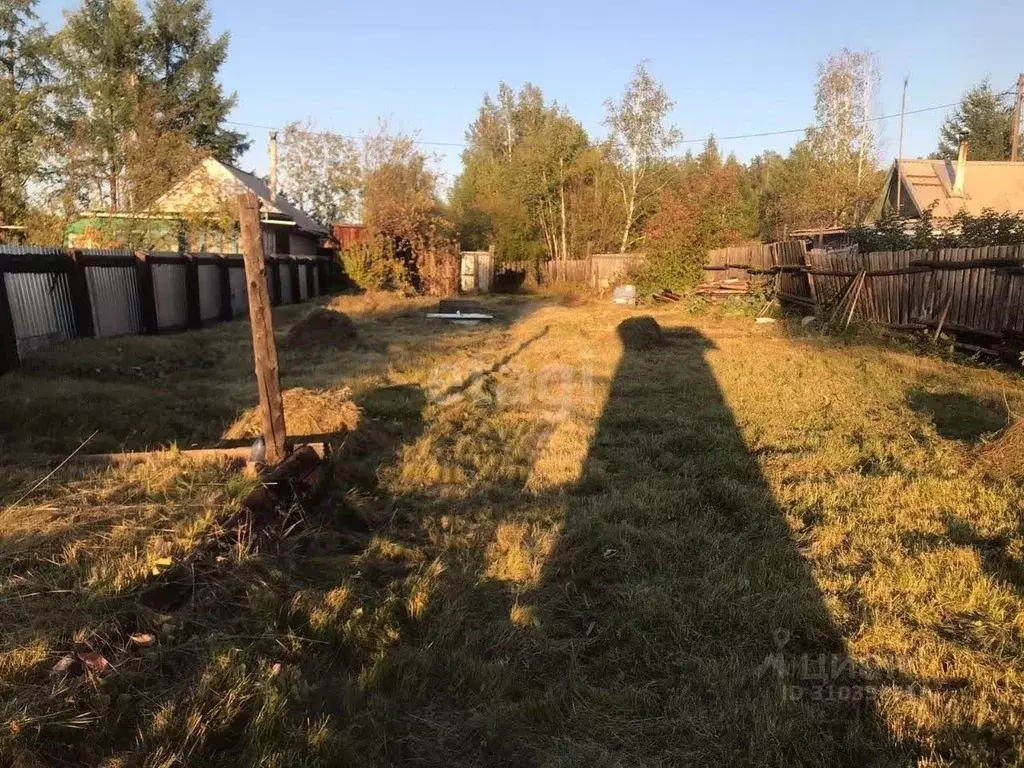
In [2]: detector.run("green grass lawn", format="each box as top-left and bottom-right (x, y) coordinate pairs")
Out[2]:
(1, 293), (1023, 767)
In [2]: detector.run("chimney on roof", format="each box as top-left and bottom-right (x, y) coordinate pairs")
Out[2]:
(269, 131), (278, 204)
(952, 139), (968, 197)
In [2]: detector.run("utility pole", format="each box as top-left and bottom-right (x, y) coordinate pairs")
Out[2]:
(1011, 73), (1024, 162)
(896, 76), (908, 214)
(268, 131), (278, 202)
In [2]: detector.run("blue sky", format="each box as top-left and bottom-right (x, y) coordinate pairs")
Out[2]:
(36, 0), (1024, 189)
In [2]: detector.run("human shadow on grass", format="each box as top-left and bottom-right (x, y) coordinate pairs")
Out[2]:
(907, 389), (1008, 442)
(320, 323), (911, 766)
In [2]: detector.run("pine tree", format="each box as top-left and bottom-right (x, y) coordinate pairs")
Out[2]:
(146, 0), (248, 163)
(55, 0), (148, 209)
(0, 0), (52, 226)
(936, 80), (1013, 161)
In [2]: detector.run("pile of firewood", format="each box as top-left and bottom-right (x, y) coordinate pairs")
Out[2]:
(651, 288), (682, 303)
(696, 278), (751, 297)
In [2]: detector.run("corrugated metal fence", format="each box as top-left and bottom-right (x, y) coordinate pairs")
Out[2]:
(0, 246), (331, 373)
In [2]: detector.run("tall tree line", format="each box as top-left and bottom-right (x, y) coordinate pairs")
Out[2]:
(0, 0), (246, 239)
(450, 51), (888, 275)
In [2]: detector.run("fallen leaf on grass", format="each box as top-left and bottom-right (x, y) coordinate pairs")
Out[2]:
(76, 650), (109, 675)
(129, 633), (156, 647)
(50, 654), (78, 676)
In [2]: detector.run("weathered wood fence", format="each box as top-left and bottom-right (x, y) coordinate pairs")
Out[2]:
(803, 246), (1024, 341)
(495, 253), (645, 291)
(0, 245), (331, 373)
(703, 242), (1024, 343)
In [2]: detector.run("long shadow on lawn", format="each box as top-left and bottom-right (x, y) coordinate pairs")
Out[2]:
(518, 326), (900, 764)
(0, 319), (914, 765)
(346, 324), (908, 766)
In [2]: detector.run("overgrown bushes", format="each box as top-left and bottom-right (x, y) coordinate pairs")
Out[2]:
(339, 236), (410, 292)
(339, 234), (458, 296)
(340, 128), (459, 296)
(850, 206), (1024, 252)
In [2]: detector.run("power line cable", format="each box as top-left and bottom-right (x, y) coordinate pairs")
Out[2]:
(223, 85), (1018, 151)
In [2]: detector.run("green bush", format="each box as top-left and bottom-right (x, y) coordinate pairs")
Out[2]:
(339, 235), (411, 292)
(849, 206), (1024, 251)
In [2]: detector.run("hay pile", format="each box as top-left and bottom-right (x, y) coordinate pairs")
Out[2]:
(617, 316), (665, 350)
(224, 387), (360, 440)
(981, 419), (1024, 477)
(286, 308), (358, 350)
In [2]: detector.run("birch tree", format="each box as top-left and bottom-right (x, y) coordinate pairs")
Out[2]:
(603, 62), (680, 252)
(805, 49), (882, 226)
(279, 120), (360, 227)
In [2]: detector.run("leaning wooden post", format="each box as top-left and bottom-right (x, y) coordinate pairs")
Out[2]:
(238, 192), (288, 465)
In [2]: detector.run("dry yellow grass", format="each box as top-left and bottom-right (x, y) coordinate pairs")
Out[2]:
(1, 292), (1023, 766)
(223, 387), (361, 440)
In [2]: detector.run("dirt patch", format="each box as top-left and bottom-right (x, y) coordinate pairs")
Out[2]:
(286, 308), (358, 350)
(224, 387), (361, 440)
(617, 315), (665, 350)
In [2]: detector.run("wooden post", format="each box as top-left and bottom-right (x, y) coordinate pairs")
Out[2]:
(184, 254), (202, 329)
(269, 258), (282, 306)
(218, 256), (233, 321)
(305, 260), (315, 298)
(67, 250), (95, 338)
(0, 270), (20, 373)
(238, 192), (287, 465)
(317, 258), (328, 295)
(135, 251), (159, 335)
(289, 258), (301, 303)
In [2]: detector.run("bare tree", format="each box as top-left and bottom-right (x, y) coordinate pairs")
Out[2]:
(604, 62), (681, 252)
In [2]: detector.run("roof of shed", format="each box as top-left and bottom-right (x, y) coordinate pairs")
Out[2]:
(894, 159), (1024, 219)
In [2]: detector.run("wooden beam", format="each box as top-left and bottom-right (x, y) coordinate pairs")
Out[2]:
(305, 260), (315, 298)
(289, 258), (301, 303)
(71, 442), (327, 467)
(184, 254), (202, 329)
(67, 250), (95, 338)
(238, 192), (288, 465)
(0, 270), (20, 373)
(269, 258), (282, 306)
(218, 256), (233, 321)
(134, 251), (159, 335)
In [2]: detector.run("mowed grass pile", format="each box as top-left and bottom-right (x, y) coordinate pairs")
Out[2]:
(1, 292), (1024, 766)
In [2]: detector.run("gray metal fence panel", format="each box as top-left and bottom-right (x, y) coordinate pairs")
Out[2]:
(313, 268), (320, 297)
(5, 271), (76, 357)
(198, 264), (220, 321)
(229, 268), (248, 317)
(86, 266), (142, 338)
(298, 265), (309, 300)
(153, 263), (187, 329)
(279, 263), (294, 304)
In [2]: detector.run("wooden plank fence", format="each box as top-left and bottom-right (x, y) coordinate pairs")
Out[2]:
(801, 246), (1024, 339)
(494, 253), (645, 291)
(706, 242), (1024, 343)
(0, 245), (331, 373)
